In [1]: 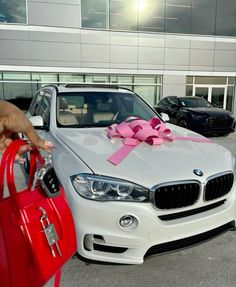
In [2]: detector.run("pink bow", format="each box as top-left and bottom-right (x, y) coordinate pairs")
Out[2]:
(107, 117), (211, 165)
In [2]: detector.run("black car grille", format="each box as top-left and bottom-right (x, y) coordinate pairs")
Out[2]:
(205, 173), (234, 201)
(158, 200), (226, 221)
(207, 116), (234, 129)
(153, 182), (200, 209)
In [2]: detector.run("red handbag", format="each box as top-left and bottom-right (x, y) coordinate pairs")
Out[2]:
(0, 139), (77, 287)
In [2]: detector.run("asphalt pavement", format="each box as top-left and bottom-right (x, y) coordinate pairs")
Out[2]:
(13, 132), (236, 287)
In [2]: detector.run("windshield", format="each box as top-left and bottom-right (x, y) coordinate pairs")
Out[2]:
(56, 91), (158, 128)
(179, 97), (213, 108)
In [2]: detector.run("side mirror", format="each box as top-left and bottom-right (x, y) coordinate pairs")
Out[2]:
(160, 113), (170, 122)
(29, 115), (48, 130)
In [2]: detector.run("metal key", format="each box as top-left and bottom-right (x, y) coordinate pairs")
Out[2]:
(39, 207), (62, 258)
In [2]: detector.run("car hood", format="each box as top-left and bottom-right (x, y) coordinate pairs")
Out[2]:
(183, 107), (233, 117)
(54, 124), (233, 188)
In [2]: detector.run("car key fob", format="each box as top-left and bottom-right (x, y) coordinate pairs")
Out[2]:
(37, 162), (61, 198)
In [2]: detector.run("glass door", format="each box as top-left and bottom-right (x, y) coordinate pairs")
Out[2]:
(193, 85), (227, 109)
(194, 86), (209, 100)
(211, 87), (225, 108)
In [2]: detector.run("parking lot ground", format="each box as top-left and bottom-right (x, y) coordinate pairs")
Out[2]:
(13, 133), (236, 287)
(210, 132), (236, 157)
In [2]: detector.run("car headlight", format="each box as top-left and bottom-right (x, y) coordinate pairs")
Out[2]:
(71, 173), (149, 202)
(232, 156), (236, 177)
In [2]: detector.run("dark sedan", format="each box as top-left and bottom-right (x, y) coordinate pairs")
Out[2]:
(154, 96), (235, 136)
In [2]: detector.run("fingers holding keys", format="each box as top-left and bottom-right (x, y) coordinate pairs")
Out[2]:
(0, 101), (55, 160)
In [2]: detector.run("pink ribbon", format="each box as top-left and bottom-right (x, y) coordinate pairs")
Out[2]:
(107, 117), (211, 165)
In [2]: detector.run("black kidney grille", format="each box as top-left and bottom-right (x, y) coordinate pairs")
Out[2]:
(205, 173), (234, 201)
(154, 182), (200, 209)
(207, 116), (234, 128)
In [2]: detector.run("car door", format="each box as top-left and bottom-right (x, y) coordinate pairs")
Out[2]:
(156, 98), (172, 121)
(165, 97), (181, 124)
(156, 97), (179, 124)
(155, 98), (169, 114)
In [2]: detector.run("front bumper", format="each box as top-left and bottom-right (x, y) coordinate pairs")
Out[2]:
(64, 179), (236, 264)
(188, 118), (235, 135)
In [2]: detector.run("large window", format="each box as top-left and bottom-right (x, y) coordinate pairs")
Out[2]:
(2, 72), (32, 101)
(0, 72), (162, 109)
(0, 0), (27, 24)
(138, 0), (165, 32)
(110, 0), (137, 31)
(81, 0), (107, 29)
(31, 73), (58, 94)
(191, 0), (216, 35)
(186, 76), (235, 112)
(133, 76), (158, 106)
(216, 0), (236, 37)
(59, 74), (84, 85)
(165, 0), (191, 34)
(227, 86), (234, 112)
(81, 0), (236, 37)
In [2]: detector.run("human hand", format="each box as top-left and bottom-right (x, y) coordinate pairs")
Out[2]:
(0, 101), (54, 160)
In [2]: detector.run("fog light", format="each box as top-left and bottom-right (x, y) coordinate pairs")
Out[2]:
(119, 215), (138, 230)
(120, 215), (134, 227)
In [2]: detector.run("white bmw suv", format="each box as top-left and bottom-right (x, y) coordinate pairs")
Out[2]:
(26, 84), (236, 264)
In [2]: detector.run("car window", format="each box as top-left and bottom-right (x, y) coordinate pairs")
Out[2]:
(28, 91), (44, 115)
(167, 97), (178, 105)
(56, 91), (157, 128)
(158, 98), (169, 108)
(29, 90), (51, 126)
(179, 97), (213, 108)
(40, 91), (51, 126)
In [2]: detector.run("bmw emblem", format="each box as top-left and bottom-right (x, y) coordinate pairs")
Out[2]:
(193, 169), (203, 176)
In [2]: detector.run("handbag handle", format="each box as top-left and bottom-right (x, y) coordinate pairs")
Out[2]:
(0, 140), (13, 201)
(0, 140), (62, 287)
(0, 139), (23, 202)
(0, 139), (44, 208)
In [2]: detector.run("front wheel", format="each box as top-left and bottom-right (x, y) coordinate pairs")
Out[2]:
(178, 118), (188, 129)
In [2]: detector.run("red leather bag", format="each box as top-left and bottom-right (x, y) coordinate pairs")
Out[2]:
(0, 139), (77, 287)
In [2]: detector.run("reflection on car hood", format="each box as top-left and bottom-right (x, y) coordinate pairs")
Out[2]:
(183, 107), (233, 117)
(55, 124), (232, 188)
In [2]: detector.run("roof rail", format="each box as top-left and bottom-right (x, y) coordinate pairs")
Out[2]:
(65, 83), (120, 89)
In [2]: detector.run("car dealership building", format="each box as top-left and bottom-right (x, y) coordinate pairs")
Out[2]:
(0, 0), (236, 114)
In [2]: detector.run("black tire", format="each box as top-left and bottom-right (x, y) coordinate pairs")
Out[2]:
(178, 118), (188, 129)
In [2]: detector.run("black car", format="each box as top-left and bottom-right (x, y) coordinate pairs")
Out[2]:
(154, 96), (235, 136)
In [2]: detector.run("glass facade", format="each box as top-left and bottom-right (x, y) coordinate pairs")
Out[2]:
(165, 0), (191, 34)
(216, 0), (236, 37)
(186, 76), (235, 112)
(0, 0), (27, 24)
(81, 0), (236, 37)
(138, 0), (165, 32)
(110, 0), (137, 31)
(0, 72), (162, 109)
(81, 0), (107, 29)
(191, 0), (216, 35)
(227, 86), (234, 111)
